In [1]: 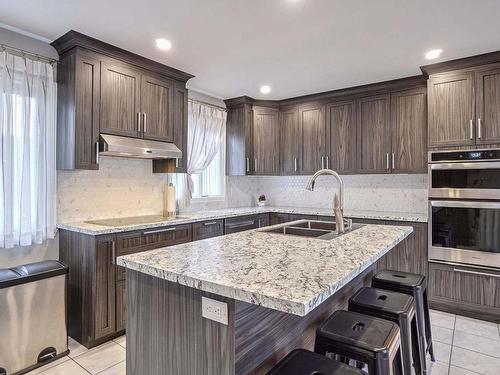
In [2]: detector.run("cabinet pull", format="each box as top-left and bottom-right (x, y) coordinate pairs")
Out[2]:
(143, 227), (177, 235)
(137, 112), (141, 133)
(294, 157), (298, 172)
(477, 118), (482, 139)
(246, 157), (250, 172)
(96, 141), (99, 164)
(203, 221), (218, 226)
(111, 240), (116, 265)
(321, 156), (325, 169)
(254, 158), (258, 172)
(143, 112), (147, 134)
(326, 156), (329, 169)
(386, 153), (390, 170)
(470, 119), (474, 140)
(453, 268), (500, 279)
(175, 158), (179, 168)
(392, 153), (395, 170)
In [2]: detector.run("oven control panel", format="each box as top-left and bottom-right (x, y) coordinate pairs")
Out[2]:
(430, 149), (500, 162)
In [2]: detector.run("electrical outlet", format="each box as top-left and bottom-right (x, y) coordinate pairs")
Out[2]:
(202, 296), (228, 325)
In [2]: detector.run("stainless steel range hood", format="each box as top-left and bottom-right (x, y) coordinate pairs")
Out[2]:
(98, 134), (182, 160)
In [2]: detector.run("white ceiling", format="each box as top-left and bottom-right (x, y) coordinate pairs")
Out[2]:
(1, 0), (500, 100)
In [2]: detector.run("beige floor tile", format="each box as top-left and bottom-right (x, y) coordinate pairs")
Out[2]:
(68, 337), (90, 358)
(427, 361), (449, 375)
(97, 361), (125, 375)
(432, 324), (454, 345)
(451, 346), (500, 375)
(34, 359), (89, 375)
(455, 316), (500, 341)
(433, 341), (452, 364)
(112, 335), (126, 348)
(72, 342), (125, 375)
(453, 330), (500, 358)
(430, 309), (456, 330)
(449, 365), (482, 375)
(25, 356), (71, 375)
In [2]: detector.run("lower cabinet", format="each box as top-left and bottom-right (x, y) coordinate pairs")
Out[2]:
(269, 212), (291, 225)
(224, 214), (269, 234)
(192, 219), (224, 240)
(428, 262), (500, 321)
(95, 236), (116, 340)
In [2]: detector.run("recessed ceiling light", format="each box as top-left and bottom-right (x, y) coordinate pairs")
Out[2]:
(425, 49), (443, 60)
(260, 85), (271, 94)
(156, 38), (172, 51)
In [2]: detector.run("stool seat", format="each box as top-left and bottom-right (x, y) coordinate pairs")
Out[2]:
(373, 270), (425, 290)
(317, 309), (400, 354)
(266, 349), (365, 375)
(349, 287), (414, 317)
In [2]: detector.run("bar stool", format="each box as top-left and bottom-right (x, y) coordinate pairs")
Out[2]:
(266, 349), (367, 375)
(348, 287), (424, 375)
(372, 270), (435, 367)
(314, 310), (404, 375)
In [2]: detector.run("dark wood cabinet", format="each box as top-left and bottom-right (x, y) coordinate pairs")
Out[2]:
(429, 262), (500, 321)
(253, 106), (280, 175)
(390, 88), (427, 173)
(325, 100), (357, 174)
(269, 212), (291, 225)
(357, 94), (391, 173)
(475, 64), (500, 145)
(173, 83), (189, 172)
(280, 106), (300, 175)
(95, 236), (117, 340)
(140, 74), (174, 142)
(224, 214), (262, 234)
(427, 72), (475, 148)
(100, 60), (142, 138)
(298, 103), (327, 174)
(192, 219), (224, 241)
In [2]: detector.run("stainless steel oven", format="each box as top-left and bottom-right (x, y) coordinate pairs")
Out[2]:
(428, 149), (500, 269)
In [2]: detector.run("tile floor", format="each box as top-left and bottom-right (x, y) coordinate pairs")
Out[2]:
(26, 310), (500, 375)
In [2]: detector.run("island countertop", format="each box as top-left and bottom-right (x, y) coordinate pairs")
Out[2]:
(117, 222), (412, 316)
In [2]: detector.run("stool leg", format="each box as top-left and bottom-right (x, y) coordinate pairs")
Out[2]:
(399, 317), (414, 375)
(392, 348), (404, 375)
(414, 289), (428, 373)
(411, 316), (424, 375)
(423, 289), (435, 362)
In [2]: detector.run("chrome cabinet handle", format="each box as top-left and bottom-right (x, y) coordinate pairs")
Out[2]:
(478, 118), (482, 139)
(386, 153), (390, 170)
(137, 112), (141, 133)
(246, 157), (250, 172)
(453, 268), (500, 279)
(294, 157), (298, 172)
(392, 153), (395, 170)
(96, 141), (99, 164)
(143, 112), (147, 134)
(470, 119), (474, 140)
(203, 221), (218, 226)
(111, 240), (116, 265)
(326, 156), (329, 169)
(143, 227), (177, 235)
(254, 158), (258, 172)
(321, 156), (325, 169)
(175, 158), (179, 168)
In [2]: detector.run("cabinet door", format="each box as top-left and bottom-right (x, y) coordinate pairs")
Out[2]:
(173, 82), (188, 172)
(391, 88), (427, 173)
(192, 219), (224, 241)
(475, 65), (500, 145)
(428, 72), (475, 147)
(280, 106), (300, 175)
(224, 215), (260, 234)
(253, 107), (280, 175)
(357, 94), (391, 173)
(95, 237), (116, 339)
(225, 104), (253, 176)
(115, 279), (126, 332)
(326, 100), (357, 174)
(256, 213), (270, 228)
(100, 60), (141, 137)
(74, 53), (100, 169)
(269, 213), (291, 225)
(299, 104), (327, 174)
(141, 74), (174, 142)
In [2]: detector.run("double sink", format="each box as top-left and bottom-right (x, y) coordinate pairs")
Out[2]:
(260, 219), (364, 240)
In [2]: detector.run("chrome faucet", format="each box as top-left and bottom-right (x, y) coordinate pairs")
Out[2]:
(306, 169), (351, 233)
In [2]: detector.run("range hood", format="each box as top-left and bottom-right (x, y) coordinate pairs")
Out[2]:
(98, 134), (182, 160)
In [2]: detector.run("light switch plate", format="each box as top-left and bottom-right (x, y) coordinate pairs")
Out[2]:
(201, 296), (228, 325)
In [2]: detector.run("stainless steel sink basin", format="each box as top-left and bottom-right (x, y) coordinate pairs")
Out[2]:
(259, 220), (364, 240)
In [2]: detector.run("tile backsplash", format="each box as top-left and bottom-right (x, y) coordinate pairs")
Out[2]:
(57, 156), (427, 223)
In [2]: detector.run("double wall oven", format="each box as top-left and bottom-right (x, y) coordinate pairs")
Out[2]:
(428, 149), (500, 269)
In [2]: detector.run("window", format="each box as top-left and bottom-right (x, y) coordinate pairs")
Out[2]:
(191, 139), (225, 199)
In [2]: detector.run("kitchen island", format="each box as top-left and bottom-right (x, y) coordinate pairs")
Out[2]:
(117, 221), (412, 375)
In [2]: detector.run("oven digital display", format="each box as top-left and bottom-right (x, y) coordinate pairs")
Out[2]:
(468, 152), (482, 159)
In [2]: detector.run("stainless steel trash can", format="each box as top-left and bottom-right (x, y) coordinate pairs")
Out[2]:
(0, 260), (69, 375)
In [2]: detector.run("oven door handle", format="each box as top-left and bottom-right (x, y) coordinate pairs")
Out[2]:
(430, 200), (500, 209)
(430, 161), (500, 170)
(453, 268), (500, 279)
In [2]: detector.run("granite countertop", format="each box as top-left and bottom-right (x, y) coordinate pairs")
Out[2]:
(117, 223), (413, 316)
(57, 206), (427, 235)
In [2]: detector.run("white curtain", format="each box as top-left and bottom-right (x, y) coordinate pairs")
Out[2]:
(0, 51), (57, 248)
(176, 101), (226, 208)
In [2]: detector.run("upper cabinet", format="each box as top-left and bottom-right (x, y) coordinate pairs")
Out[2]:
(52, 31), (194, 171)
(475, 64), (500, 145)
(280, 106), (300, 175)
(253, 106), (280, 175)
(298, 103), (327, 174)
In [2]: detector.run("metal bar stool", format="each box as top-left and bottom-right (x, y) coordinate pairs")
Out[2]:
(266, 349), (367, 375)
(372, 269), (435, 370)
(314, 310), (404, 375)
(348, 287), (424, 375)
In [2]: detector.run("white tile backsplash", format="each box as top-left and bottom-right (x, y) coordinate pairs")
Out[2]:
(57, 156), (427, 223)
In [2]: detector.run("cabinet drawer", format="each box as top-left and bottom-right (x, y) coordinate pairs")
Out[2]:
(224, 215), (260, 234)
(269, 213), (291, 225)
(256, 213), (269, 228)
(192, 219), (224, 241)
(290, 214), (318, 221)
(429, 262), (500, 319)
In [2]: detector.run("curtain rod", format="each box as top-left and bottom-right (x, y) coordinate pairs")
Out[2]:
(0, 43), (57, 65)
(188, 98), (227, 112)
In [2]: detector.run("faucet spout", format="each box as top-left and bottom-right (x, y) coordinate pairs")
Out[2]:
(305, 168), (349, 233)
